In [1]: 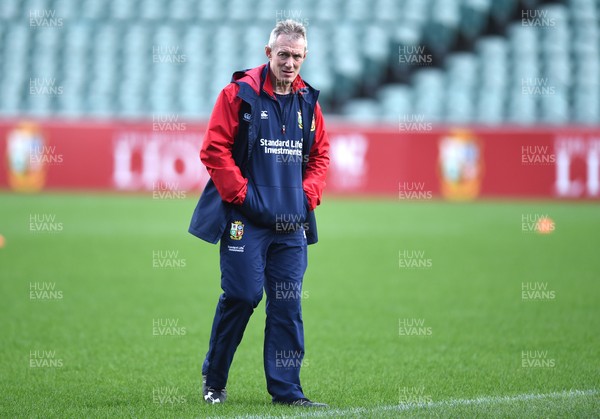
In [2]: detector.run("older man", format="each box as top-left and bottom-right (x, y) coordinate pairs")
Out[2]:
(189, 19), (329, 407)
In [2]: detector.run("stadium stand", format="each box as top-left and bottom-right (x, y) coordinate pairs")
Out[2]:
(0, 0), (597, 124)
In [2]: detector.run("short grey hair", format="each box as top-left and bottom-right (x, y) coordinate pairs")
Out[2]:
(268, 19), (307, 50)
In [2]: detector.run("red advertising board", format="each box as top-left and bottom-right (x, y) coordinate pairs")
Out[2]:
(327, 124), (600, 199)
(0, 119), (598, 200)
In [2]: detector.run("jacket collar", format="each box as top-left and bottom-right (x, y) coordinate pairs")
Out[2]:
(261, 63), (308, 98)
(232, 63), (309, 99)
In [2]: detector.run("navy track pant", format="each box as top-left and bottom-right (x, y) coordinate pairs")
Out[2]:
(202, 208), (308, 402)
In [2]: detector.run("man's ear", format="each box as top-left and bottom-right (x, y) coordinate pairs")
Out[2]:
(265, 46), (272, 59)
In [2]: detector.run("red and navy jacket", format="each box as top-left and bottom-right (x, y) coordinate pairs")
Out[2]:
(189, 63), (330, 245)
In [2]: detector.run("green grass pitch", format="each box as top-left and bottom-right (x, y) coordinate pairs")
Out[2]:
(1, 193), (598, 418)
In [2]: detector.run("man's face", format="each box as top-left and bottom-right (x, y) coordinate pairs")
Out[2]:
(266, 35), (307, 89)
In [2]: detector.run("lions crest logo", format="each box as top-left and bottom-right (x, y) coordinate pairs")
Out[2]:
(438, 129), (483, 201)
(229, 221), (244, 240)
(299, 112), (316, 131)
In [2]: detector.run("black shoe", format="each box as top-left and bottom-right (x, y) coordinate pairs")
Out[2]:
(275, 398), (328, 408)
(202, 375), (227, 404)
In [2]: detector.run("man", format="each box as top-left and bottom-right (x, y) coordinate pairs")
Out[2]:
(188, 19), (330, 407)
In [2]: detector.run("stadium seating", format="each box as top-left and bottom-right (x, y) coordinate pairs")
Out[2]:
(0, 0), (597, 124)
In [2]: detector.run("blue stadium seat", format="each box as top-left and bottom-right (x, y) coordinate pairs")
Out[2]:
(170, 0), (196, 20)
(0, 0), (19, 19)
(377, 84), (412, 122)
(413, 69), (445, 122)
(445, 53), (478, 123)
(81, 0), (109, 20)
(342, 99), (382, 123)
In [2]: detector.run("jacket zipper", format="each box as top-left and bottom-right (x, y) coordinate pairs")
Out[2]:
(276, 93), (295, 136)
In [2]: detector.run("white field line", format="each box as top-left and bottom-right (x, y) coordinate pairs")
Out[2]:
(208, 388), (598, 419)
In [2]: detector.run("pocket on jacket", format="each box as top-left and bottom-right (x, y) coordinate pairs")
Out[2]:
(188, 179), (232, 243)
(302, 192), (310, 219)
(241, 181), (307, 228)
(241, 181), (272, 227)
